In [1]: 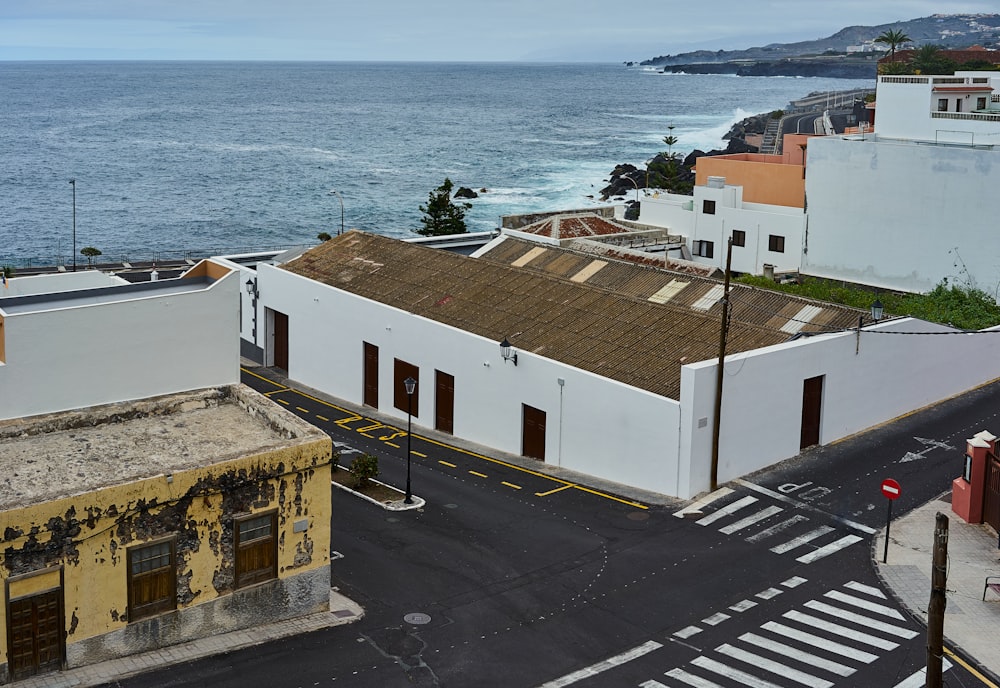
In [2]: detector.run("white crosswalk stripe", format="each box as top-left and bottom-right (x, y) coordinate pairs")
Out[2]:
(782, 610), (900, 650)
(664, 668), (725, 688)
(795, 534), (862, 563)
(691, 656), (785, 688)
(844, 580), (886, 598)
(804, 600), (918, 638)
(695, 495), (758, 525)
(719, 506), (784, 534)
(745, 514), (808, 542)
(770, 526), (835, 554)
(761, 621), (879, 663)
(738, 632), (856, 677)
(822, 590), (905, 620)
(715, 643), (834, 688)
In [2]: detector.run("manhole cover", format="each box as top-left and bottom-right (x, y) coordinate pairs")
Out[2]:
(404, 612), (432, 625)
(627, 511), (650, 521)
(386, 517), (400, 523)
(443, 503), (458, 509)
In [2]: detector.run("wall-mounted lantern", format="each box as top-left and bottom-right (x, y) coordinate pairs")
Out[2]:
(500, 337), (518, 366)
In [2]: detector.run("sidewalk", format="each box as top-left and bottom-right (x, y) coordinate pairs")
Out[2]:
(874, 494), (1000, 684)
(14, 591), (363, 688)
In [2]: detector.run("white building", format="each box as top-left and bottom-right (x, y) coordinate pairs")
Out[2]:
(243, 231), (1000, 499)
(0, 261), (239, 421)
(802, 71), (1000, 295)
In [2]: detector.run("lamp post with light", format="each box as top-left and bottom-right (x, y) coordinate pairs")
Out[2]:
(404, 376), (417, 504)
(69, 179), (77, 271)
(328, 189), (345, 236)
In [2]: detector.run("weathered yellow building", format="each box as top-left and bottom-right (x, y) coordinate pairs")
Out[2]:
(0, 385), (332, 683)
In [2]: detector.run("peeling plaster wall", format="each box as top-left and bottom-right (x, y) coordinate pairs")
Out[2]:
(0, 422), (331, 675)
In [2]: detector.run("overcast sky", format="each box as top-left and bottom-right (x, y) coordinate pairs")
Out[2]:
(1, 1), (995, 62)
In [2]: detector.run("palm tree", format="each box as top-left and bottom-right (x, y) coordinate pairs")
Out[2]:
(875, 29), (912, 62)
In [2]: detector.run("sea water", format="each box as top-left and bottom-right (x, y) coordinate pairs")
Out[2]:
(0, 61), (872, 265)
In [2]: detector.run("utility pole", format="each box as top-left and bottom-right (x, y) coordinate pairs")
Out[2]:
(710, 237), (734, 490)
(926, 512), (948, 688)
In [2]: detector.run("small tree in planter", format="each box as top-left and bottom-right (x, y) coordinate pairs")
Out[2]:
(80, 246), (102, 268)
(349, 453), (379, 489)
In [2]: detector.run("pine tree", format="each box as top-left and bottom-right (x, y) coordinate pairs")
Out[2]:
(417, 178), (471, 236)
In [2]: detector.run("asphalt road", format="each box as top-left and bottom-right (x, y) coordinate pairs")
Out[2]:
(96, 369), (1000, 688)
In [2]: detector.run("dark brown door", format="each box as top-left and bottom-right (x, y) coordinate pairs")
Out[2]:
(273, 311), (289, 371)
(985, 455), (1000, 532)
(394, 359), (419, 416)
(435, 370), (455, 434)
(8, 589), (64, 680)
(800, 375), (823, 450)
(363, 342), (379, 408)
(522, 404), (546, 461)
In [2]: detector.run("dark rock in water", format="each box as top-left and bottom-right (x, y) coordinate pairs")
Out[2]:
(624, 200), (640, 220)
(725, 138), (757, 154)
(454, 186), (478, 199)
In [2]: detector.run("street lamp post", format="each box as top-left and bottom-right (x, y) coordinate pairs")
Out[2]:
(404, 376), (417, 504)
(69, 179), (77, 271)
(328, 189), (345, 236)
(621, 176), (639, 203)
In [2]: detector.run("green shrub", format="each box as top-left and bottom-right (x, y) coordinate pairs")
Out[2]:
(349, 453), (379, 489)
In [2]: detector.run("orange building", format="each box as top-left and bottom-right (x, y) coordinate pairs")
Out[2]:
(694, 134), (813, 208)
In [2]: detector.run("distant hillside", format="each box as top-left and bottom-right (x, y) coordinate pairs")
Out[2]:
(641, 13), (1000, 66)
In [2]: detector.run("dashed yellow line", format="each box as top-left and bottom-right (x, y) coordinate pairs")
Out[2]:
(240, 367), (648, 509)
(536, 484), (576, 497)
(385, 442), (400, 449)
(412, 451), (427, 458)
(502, 481), (522, 490)
(276, 398), (289, 405)
(296, 407), (309, 413)
(469, 470), (488, 478)
(316, 415), (329, 422)
(439, 460), (457, 468)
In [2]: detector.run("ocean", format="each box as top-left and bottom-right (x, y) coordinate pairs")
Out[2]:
(0, 62), (873, 267)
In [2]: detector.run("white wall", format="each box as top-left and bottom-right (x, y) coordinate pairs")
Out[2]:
(2, 271), (126, 297)
(257, 263), (683, 496)
(678, 318), (1000, 497)
(803, 135), (1000, 295)
(0, 273), (239, 420)
(876, 74), (1000, 143)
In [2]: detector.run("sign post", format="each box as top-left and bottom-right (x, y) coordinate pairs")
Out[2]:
(881, 478), (901, 563)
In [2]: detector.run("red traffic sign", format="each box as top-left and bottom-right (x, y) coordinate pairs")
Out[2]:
(881, 478), (901, 500)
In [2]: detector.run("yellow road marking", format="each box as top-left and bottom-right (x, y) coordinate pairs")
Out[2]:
(296, 407), (309, 413)
(439, 460), (457, 468)
(240, 368), (648, 509)
(277, 398), (289, 405)
(384, 442), (400, 449)
(241, 367), (289, 390)
(316, 415), (329, 422)
(413, 451), (427, 458)
(502, 481), (522, 490)
(536, 484), (576, 497)
(944, 646), (999, 687)
(469, 471), (488, 478)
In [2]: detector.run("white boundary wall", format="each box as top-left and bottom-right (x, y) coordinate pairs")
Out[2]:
(679, 318), (1000, 497)
(803, 135), (1000, 295)
(0, 273), (239, 420)
(257, 263), (683, 496)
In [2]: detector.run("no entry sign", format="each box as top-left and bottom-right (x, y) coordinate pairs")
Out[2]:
(881, 478), (901, 500)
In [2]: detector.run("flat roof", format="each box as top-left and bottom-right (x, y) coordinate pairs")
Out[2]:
(0, 275), (215, 316)
(0, 385), (326, 510)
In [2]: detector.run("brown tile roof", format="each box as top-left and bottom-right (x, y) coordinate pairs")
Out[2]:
(282, 232), (865, 399)
(516, 213), (635, 239)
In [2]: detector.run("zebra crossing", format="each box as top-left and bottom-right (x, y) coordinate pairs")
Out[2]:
(642, 580), (948, 688)
(674, 487), (868, 565)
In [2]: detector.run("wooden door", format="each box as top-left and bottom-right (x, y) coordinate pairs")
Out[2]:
(273, 311), (289, 371)
(363, 342), (379, 408)
(522, 404), (546, 461)
(8, 589), (64, 680)
(435, 370), (455, 434)
(800, 375), (823, 450)
(985, 455), (1000, 532)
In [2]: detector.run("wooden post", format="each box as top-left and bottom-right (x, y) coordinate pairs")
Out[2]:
(710, 237), (734, 491)
(926, 512), (948, 688)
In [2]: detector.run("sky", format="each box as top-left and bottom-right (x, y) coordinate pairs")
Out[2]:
(1, 1), (996, 62)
